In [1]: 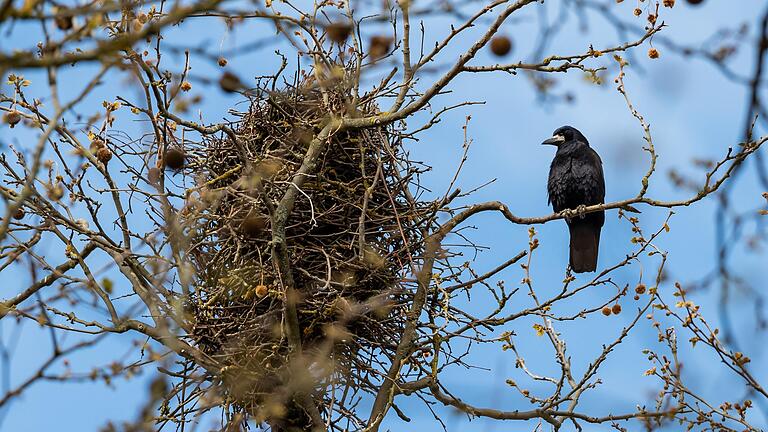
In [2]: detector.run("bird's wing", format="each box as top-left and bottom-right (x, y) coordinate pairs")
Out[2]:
(588, 147), (605, 203)
(558, 147), (604, 209)
(547, 155), (567, 209)
(581, 147), (606, 229)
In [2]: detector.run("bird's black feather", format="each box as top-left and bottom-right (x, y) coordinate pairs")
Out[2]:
(545, 126), (605, 273)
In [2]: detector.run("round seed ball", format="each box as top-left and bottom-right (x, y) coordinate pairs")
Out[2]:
(326, 22), (352, 43)
(163, 148), (185, 170)
(90, 138), (105, 154)
(218, 71), (242, 93)
(254, 284), (268, 298)
(4, 111), (21, 127)
(54, 14), (73, 31)
(96, 147), (112, 164)
(47, 185), (64, 201)
(490, 35), (513, 57)
(369, 36), (393, 60)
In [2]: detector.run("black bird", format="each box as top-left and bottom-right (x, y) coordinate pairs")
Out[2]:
(543, 126), (605, 273)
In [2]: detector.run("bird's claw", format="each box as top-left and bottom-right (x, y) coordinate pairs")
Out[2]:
(560, 205), (587, 220)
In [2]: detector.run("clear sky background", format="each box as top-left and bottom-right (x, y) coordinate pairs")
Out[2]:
(2, 0), (768, 431)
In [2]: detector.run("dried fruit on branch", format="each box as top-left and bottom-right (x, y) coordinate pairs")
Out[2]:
(164, 148), (185, 170)
(368, 36), (393, 60)
(4, 111), (21, 127)
(490, 35), (513, 57)
(326, 22), (352, 43)
(219, 71), (243, 93)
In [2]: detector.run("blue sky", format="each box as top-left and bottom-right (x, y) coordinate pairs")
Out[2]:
(2, 0), (768, 430)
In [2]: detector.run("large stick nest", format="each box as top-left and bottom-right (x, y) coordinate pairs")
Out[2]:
(182, 76), (428, 421)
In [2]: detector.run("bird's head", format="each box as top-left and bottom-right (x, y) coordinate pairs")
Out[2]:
(542, 125), (588, 147)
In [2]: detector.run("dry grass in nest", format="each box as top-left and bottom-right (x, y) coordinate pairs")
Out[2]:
(181, 77), (427, 420)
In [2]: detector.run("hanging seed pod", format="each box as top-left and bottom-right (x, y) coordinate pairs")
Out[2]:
(47, 185), (64, 201)
(163, 148), (185, 170)
(218, 71), (242, 93)
(368, 36), (393, 60)
(90, 138), (106, 154)
(4, 111), (21, 128)
(490, 35), (513, 57)
(54, 13), (74, 31)
(326, 22), (352, 43)
(96, 147), (113, 164)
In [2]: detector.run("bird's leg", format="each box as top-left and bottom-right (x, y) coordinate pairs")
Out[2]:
(575, 204), (587, 219)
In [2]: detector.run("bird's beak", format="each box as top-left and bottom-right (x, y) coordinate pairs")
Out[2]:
(542, 135), (565, 146)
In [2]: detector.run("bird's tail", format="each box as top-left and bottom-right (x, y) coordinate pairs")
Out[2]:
(568, 221), (600, 273)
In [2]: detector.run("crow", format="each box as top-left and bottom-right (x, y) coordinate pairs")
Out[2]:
(543, 126), (605, 273)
